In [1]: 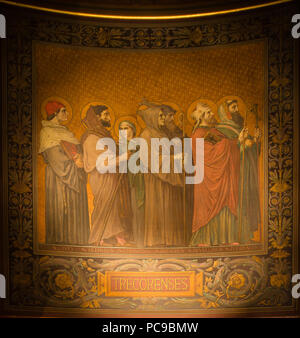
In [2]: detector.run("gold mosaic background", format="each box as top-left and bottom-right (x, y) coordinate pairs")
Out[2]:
(34, 41), (265, 244)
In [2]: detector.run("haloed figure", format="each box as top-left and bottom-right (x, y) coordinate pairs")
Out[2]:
(159, 103), (193, 243)
(119, 120), (145, 248)
(160, 104), (183, 139)
(81, 105), (132, 247)
(138, 102), (185, 247)
(190, 102), (240, 246)
(217, 99), (261, 243)
(39, 101), (90, 245)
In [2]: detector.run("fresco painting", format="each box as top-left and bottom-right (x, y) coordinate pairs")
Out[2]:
(2, 5), (297, 315)
(35, 41), (266, 255)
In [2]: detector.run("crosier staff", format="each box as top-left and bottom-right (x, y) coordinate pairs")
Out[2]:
(251, 103), (260, 169)
(238, 108), (248, 243)
(238, 104), (260, 243)
(251, 103), (261, 237)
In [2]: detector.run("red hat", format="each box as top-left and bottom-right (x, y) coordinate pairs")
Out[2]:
(45, 101), (65, 119)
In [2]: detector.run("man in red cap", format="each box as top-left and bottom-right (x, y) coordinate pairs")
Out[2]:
(45, 101), (66, 120)
(39, 100), (90, 245)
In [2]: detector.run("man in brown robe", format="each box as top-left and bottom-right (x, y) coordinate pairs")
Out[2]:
(138, 103), (184, 247)
(81, 105), (132, 246)
(159, 103), (193, 245)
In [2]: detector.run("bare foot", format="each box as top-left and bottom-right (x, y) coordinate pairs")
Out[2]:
(229, 242), (240, 246)
(197, 243), (210, 247)
(116, 236), (127, 246)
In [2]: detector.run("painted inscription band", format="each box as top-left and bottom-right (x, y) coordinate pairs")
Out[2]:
(98, 271), (203, 298)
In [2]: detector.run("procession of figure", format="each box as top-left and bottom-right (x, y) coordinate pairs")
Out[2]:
(38, 96), (262, 248)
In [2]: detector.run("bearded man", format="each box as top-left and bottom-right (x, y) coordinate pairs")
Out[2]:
(160, 104), (183, 139)
(157, 103), (193, 245)
(81, 105), (132, 246)
(217, 99), (261, 243)
(190, 102), (242, 246)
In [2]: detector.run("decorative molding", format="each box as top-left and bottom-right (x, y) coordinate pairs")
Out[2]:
(0, 0), (294, 20)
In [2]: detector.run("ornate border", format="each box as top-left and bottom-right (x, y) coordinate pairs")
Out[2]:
(1, 4), (298, 315)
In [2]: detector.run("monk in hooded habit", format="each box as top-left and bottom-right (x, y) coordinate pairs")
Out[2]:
(138, 102), (185, 247)
(158, 102), (194, 244)
(81, 105), (132, 246)
(39, 101), (90, 245)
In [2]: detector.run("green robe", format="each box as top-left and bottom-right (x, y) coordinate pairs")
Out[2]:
(217, 125), (261, 244)
(238, 139), (261, 243)
(190, 206), (238, 246)
(128, 172), (145, 248)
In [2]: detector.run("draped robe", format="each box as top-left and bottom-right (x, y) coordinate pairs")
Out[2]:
(138, 107), (184, 247)
(81, 108), (132, 246)
(190, 126), (240, 245)
(39, 120), (90, 245)
(217, 123), (261, 243)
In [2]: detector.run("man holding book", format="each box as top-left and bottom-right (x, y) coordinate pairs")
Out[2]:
(39, 101), (90, 245)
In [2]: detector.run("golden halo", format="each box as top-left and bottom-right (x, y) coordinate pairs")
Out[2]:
(186, 98), (218, 127)
(136, 114), (146, 130)
(41, 96), (72, 125)
(80, 101), (115, 131)
(216, 95), (247, 120)
(216, 96), (261, 136)
(113, 115), (141, 140)
(174, 111), (184, 129)
(136, 102), (149, 130)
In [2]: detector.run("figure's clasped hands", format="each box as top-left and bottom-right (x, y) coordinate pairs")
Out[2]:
(74, 153), (84, 168)
(254, 127), (261, 143)
(238, 127), (249, 144)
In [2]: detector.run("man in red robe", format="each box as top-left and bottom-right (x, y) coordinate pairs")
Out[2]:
(190, 102), (242, 246)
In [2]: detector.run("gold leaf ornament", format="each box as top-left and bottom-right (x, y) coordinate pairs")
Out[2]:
(227, 273), (246, 290)
(55, 273), (73, 290)
(270, 250), (290, 258)
(270, 182), (290, 193)
(190, 27), (203, 44)
(270, 273), (289, 288)
(98, 27), (107, 46)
